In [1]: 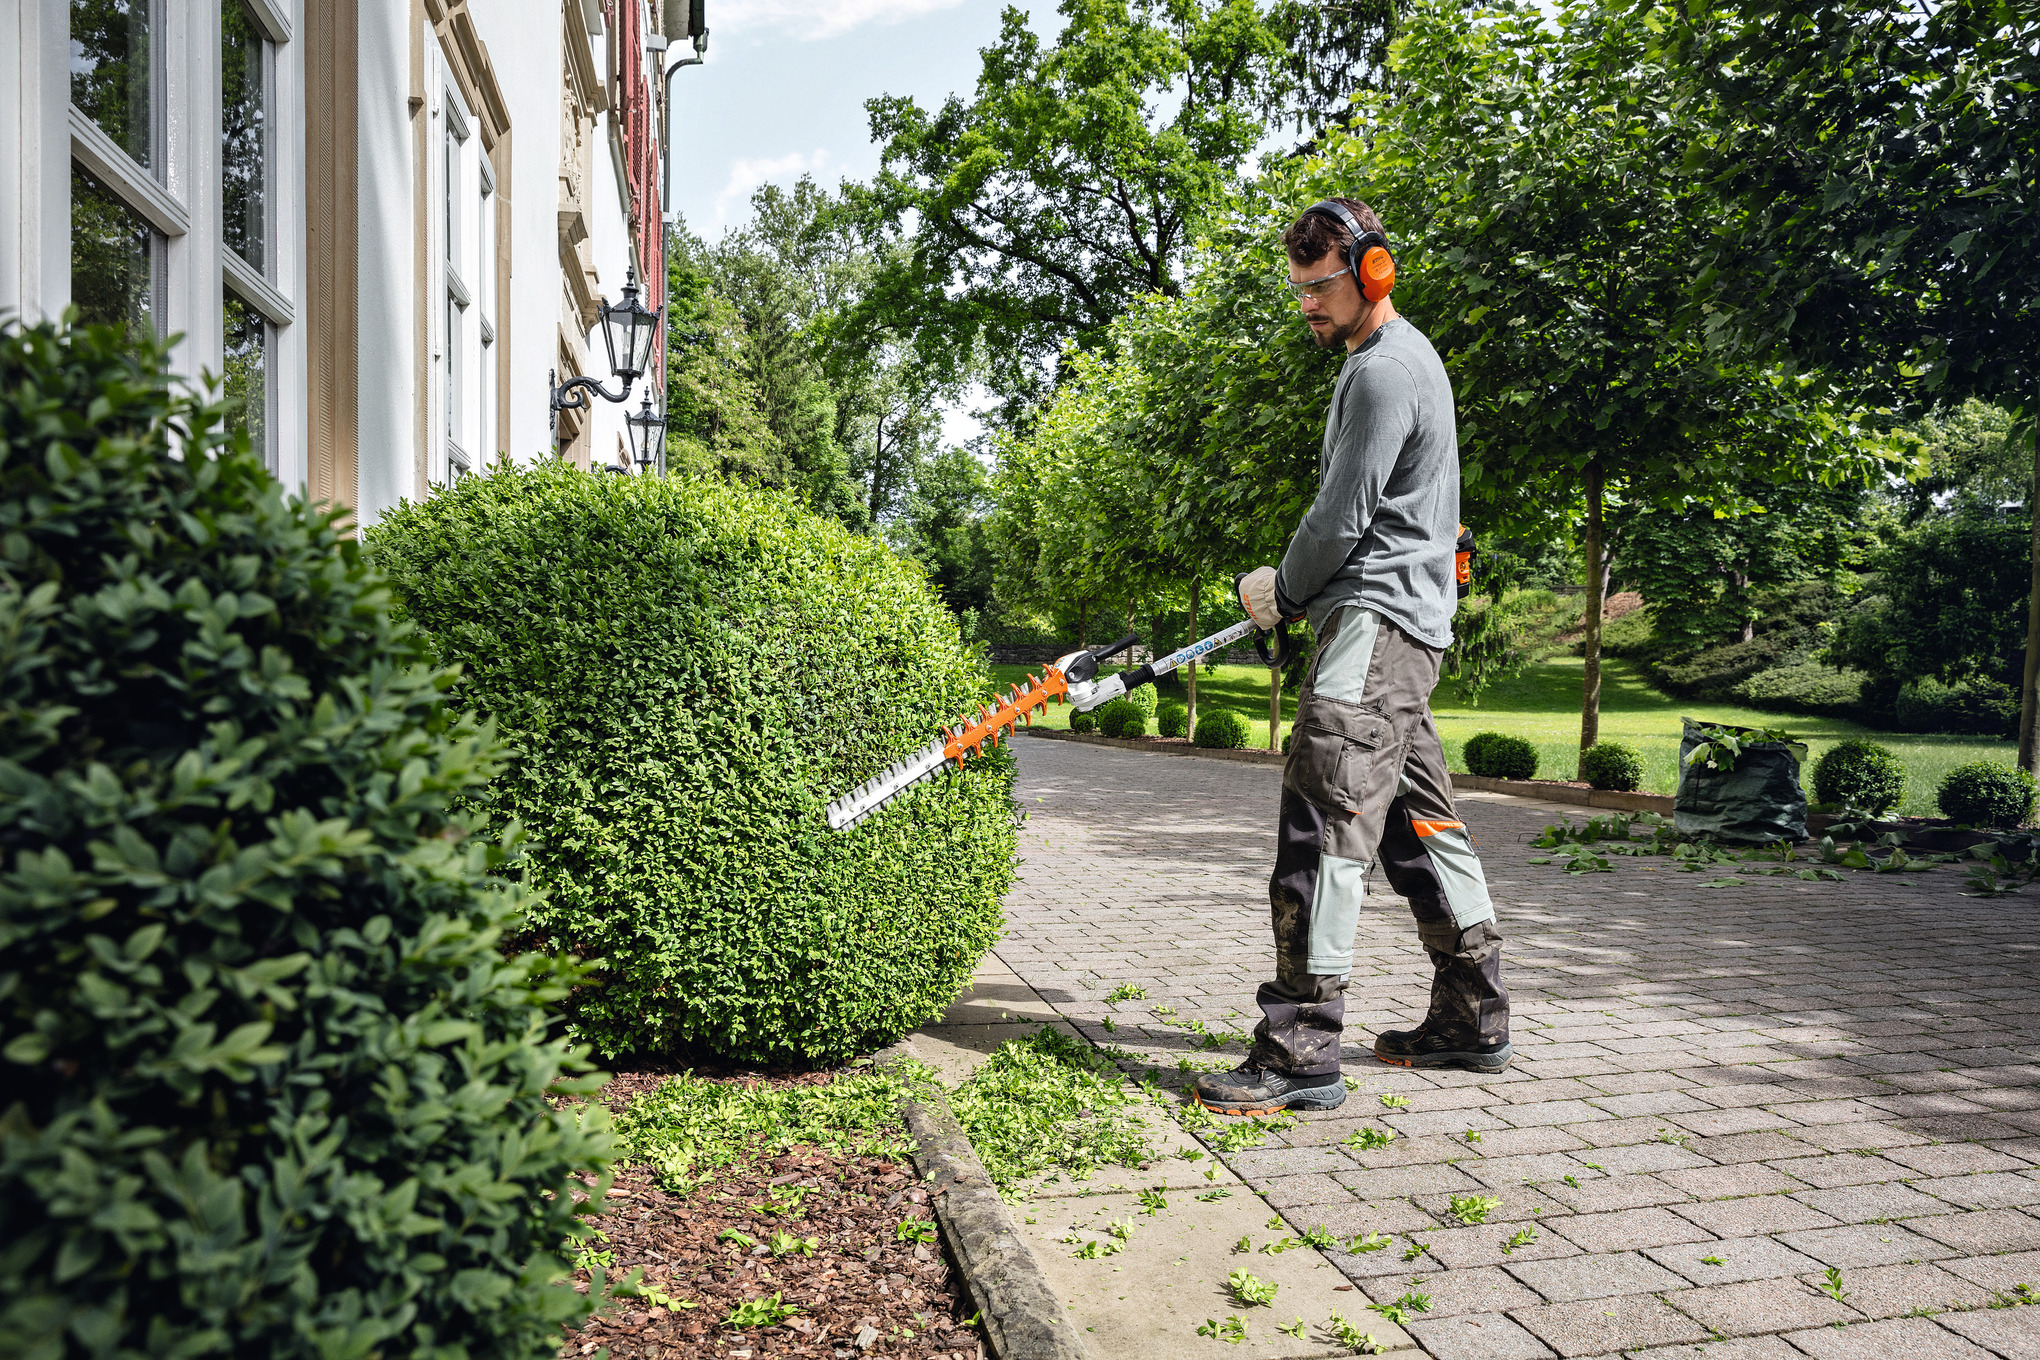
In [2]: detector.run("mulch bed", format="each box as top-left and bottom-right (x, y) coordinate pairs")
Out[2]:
(561, 1071), (986, 1360)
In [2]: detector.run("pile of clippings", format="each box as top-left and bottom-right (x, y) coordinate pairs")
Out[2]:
(562, 1071), (985, 1360)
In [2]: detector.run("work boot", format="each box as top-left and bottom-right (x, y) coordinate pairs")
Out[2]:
(1373, 1022), (1513, 1073)
(1375, 936), (1512, 1072)
(1192, 1062), (1347, 1115)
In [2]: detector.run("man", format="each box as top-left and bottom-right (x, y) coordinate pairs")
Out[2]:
(1193, 198), (1511, 1116)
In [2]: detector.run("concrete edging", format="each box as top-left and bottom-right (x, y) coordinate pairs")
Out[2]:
(873, 1045), (1088, 1360)
(1022, 728), (1678, 814)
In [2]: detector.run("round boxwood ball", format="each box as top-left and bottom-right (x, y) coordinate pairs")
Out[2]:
(1937, 761), (2038, 828)
(1097, 697), (1142, 737)
(1812, 738), (1906, 816)
(1193, 708), (1251, 749)
(1579, 742), (1644, 792)
(1070, 707), (1101, 734)
(1156, 700), (1188, 738)
(370, 464), (1015, 1065)
(1465, 731), (1538, 781)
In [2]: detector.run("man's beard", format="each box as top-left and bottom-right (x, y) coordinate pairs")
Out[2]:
(1310, 316), (1358, 349)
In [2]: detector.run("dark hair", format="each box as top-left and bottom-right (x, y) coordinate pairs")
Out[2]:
(1283, 198), (1387, 266)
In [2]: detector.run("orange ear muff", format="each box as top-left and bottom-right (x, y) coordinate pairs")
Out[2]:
(1360, 244), (1395, 302)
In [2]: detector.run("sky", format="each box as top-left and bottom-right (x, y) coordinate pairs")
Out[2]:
(666, 0), (1017, 238)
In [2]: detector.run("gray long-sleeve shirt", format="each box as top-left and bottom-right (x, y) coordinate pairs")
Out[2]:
(1274, 318), (1460, 650)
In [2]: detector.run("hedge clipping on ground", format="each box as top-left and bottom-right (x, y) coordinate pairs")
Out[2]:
(368, 464), (1016, 1064)
(0, 321), (611, 1358)
(1812, 738), (1905, 816)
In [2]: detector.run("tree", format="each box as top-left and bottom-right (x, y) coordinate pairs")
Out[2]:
(1617, 478), (1866, 649)
(854, 0), (1282, 415)
(889, 444), (998, 620)
(1333, 0), (1895, 767)
(1658, 0), (2040, 766)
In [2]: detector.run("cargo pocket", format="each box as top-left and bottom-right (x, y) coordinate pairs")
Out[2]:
(1283, 693), (1387, 813)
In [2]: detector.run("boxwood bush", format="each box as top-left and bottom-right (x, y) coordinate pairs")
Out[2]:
(1937, 761), (2037, 828)
(1070, 707), (1100, 734)
(1192, 708), (1251, 749)
(1156, 700), (1187, 738)
(368, 465), (1016, 1064)
(1097, 698), (1144, 737)
(0, 321), (609, 1358)
(1579, 742), (1644, 792)
(1464, 731), (1538, 780)
(1812, 738), (1906, 816)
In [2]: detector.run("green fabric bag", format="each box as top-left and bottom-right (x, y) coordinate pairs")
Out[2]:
(1675, 718), (1809, 843)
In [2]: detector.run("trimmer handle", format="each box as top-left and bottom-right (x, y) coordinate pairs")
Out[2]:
(1254, 622), (1297, 670)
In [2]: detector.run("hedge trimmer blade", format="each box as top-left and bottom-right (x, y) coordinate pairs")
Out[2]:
(824, 669), (1069, 832)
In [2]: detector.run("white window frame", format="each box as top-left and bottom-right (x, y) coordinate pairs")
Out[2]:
(429, 50), (478, 487)
(45, 0), (305, 488)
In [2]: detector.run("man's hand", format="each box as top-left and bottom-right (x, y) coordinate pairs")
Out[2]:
(1237, 566), (1284, 629)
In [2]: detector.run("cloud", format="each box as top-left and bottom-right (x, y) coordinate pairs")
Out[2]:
(711, 149), (831, 227)
(711, 0), (967, 41)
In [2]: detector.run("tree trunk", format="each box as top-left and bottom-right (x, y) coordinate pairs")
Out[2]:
(1269, 663), (1282, 752)
(1078, 600), (1089, 650)
(1186, 579), (1200, 743)
(1579, 461), (1606, 771)
(2020, 393), (2040, 775)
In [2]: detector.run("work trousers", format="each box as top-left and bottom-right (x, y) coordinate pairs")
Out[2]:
(1251, 606), (1509, 1077)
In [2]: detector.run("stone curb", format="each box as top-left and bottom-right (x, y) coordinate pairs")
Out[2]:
(872, 1044), (1089, 1360)
(1022, 728), (1680, 813)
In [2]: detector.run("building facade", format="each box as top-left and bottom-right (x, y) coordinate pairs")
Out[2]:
(2, 0), (697, 528)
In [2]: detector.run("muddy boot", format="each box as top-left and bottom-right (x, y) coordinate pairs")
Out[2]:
(1374, 934), (1512, 1073)
(1192, 1062), (1348, 1115)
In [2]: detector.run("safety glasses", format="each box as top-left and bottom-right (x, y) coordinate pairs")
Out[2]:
(1281, 265), (1351, 300)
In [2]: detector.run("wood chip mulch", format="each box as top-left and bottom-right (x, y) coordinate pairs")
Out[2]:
(560, 1070), (987, 1360)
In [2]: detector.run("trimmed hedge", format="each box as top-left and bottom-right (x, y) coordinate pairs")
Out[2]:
(0, 321), (609, 1358)
(1192, 708), (1251, 749)
(1069, 707), (1100, 734)
(368, 464), (1015, 1064)
(1579, 742), (1644, 792)
(1938, 761), (2037, 828)
(1464, 731), (1538, 781)
(1156, 700), (1187, 738)
(1812, 738), (1906, 816)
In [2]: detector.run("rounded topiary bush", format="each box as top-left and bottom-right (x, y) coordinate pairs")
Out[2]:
(369, 464), (1016, 1064)
(1812, 738), (1906, 816)
(1156, 700), (1187, 738)
(1193, 708), (1251, 749)
(1937, 761), (2038, 828)
(1069, 707), (1100, 734)
(1579, 742), (1644, 792)
(1097, 698), (1142, 737)
(0, 321), (609, 1358)
(1464, 730), (1538, 780)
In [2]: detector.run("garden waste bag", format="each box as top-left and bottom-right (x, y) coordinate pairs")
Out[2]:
(1675, 718), (1809, 844)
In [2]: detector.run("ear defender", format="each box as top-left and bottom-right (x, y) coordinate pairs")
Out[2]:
(1359, 242), (1395, 302)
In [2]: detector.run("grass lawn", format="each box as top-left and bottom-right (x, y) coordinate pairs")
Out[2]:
(989, 656), (2009, 818)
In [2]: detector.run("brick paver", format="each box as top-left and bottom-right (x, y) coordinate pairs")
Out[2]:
(998, 734), (2040, 1358)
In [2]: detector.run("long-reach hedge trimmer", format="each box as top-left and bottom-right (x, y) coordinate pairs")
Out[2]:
(823, 594), (1298, 832)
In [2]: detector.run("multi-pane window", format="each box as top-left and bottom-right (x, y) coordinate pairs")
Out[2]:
(69, 0), (164, 341)
(439, 79), (473, 482)
(478, 156), (497, 464)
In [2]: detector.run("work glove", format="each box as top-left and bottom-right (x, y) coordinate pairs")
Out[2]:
(1237, 566), (1284, 629)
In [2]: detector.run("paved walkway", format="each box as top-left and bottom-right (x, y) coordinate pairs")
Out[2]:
(997, 733), (2040, 1360)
